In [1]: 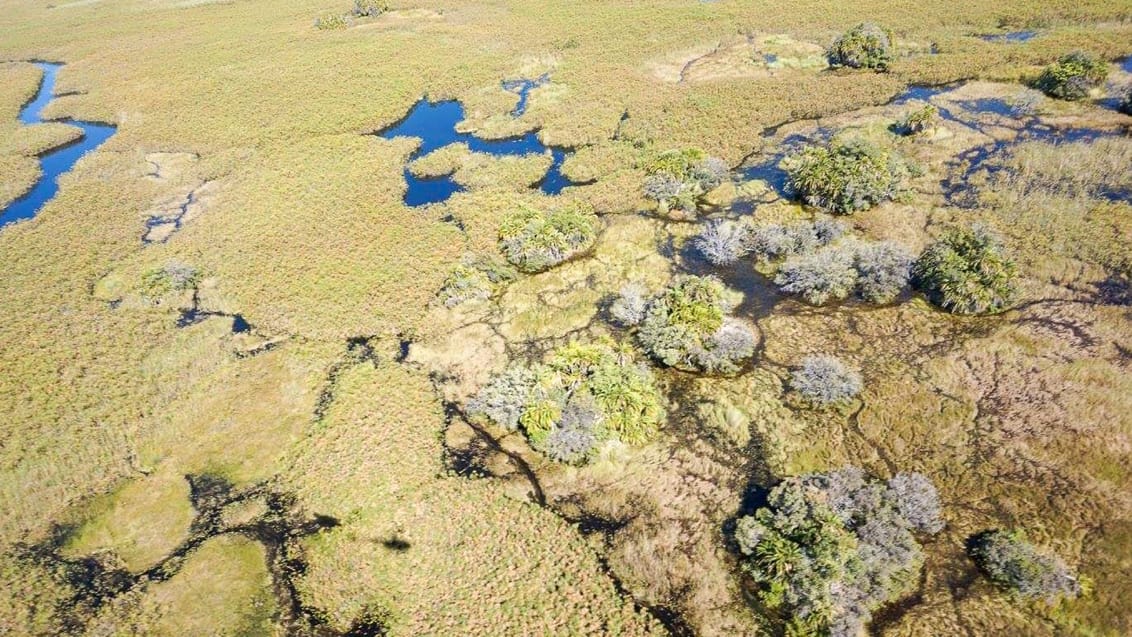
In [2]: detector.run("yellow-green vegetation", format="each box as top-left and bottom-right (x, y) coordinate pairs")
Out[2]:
(1, 0), (1132, 634)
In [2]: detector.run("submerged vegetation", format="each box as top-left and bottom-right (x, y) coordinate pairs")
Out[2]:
(468, 339), (665, 461)
(734, 467), (942, 635)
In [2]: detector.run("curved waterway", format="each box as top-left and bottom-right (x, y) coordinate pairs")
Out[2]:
(378, 78), (584, 206)
(0, 62), (116, 227)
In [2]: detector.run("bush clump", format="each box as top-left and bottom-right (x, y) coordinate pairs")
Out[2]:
(634, 276), (756, 374)
(913, 225), (1017, 314)
(467, 340), (665, 462)
(694, 219), (752, 266)
(734, 467), (943, 636)
(968, 529), (1081, 601)
(314, 12), (350, 29)
(827, 23), (895, 71)
(643, 148), (728, 219)
(774, 240), (912, 305)
(351, 0), (388, 17)
(1036, 51), (1109, 101)
(854, 240), (914, 303)
(783, 138), (908, 214)
(790, 354), (863, 405)
(498, 202), (598, 273)
(142, 261), (201, 297)
(436, 256), (516, 307)
(893, 104), (939, 136)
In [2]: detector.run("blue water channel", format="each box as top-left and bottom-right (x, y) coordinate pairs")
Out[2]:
(378, 77), (582, 206)
(0, 62), (116, 226)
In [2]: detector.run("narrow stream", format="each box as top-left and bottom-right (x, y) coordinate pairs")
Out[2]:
(0, 62), (116, 227)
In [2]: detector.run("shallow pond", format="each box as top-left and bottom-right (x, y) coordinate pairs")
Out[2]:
(378, 78), (582, 206)
(0, 63), (116, 227)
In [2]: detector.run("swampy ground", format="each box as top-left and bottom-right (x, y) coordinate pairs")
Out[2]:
(1, 0), (1131, 635)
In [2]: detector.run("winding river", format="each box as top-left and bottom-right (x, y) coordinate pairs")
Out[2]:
(0, 62), (116, 226)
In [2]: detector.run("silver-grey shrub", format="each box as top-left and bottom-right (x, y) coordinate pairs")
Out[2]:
(542, 395), (604, 464)
(695, 219), (752, 265)
(609, 282), (649, 327)
(775, 245), (858, 304)
(690, 318), (757, 374)
(886, 472), (944, 533)
(854, 241), (913, 303)
(791, 354), (862, 405)
(466, 365), (536, 430)
(969, 529), (1081, 601)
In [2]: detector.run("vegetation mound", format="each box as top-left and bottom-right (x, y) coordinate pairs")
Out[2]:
(468, 339), (666, 462)
(1036, 51), (1108, 100)
(623, 275), (756, 374)
(913, 225), (1017, 315)
(498, 201), (598, 273)
(969, 529), (1081, 602)
(783, 138), (908, 214)
(734, 467), (943, 636)
(827, 23), (894, 71)
(642, 148), (728, 219)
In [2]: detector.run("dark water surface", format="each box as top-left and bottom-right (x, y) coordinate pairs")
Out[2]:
(1, 62), (116, 226)
(377, 78), (584, 206)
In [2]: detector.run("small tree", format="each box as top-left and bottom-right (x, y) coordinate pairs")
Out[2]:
(969, 529), (1081, 602)
(828, 23), (895, 71)
(913, 225), (1017, 314)
(352, 0), (388, 17)
(1036, 51), (1108, 100)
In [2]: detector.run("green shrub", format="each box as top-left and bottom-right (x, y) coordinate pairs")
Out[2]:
(643, 148), (728, 218)
(498, 202), (598, 273)
(314, 12), (350, 30)
(1036, 51), (1108, 100)
(913, 226), (1017, 314)
(142, 261), (201, 297)
(893, 104), (939, 136)
(436, 256), (516, 307)
(734, 467), (942, 636)
(783, 138), (907, 214)
(827, 23), (894, 71)
(969, 529), (1081, 601)
(467, 339), (664, 463)
(636, 276), (755, 373)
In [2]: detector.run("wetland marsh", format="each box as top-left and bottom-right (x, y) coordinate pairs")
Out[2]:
(1, 0), (1131, 635)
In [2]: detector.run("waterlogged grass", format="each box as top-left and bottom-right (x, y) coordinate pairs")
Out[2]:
(0, 0), (1131, 633)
